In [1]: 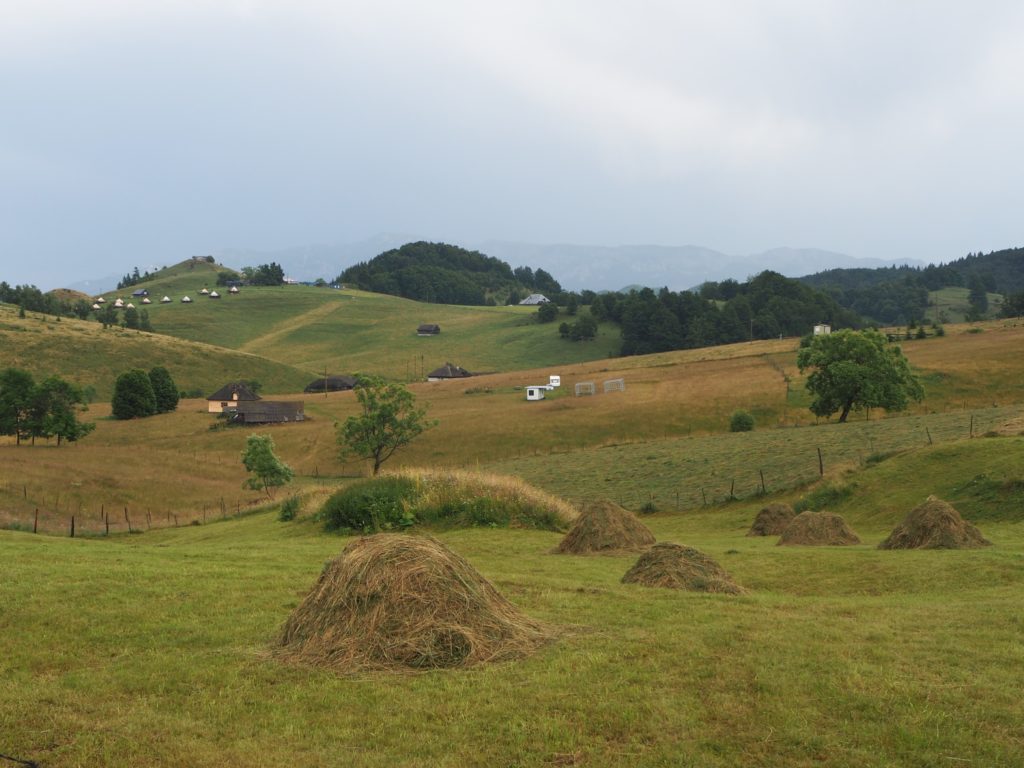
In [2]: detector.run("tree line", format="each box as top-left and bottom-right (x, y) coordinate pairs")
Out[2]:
(0, 368), (95, 445)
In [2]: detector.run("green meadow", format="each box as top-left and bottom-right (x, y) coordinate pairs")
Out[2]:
(2, 437), (1023, 767)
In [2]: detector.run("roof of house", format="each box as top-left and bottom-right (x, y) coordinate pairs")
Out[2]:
(232, 401), (305, 423)
(303, 375), (358, 393)
(519, 293), (551, 305)
(417, 324), (441, 334)
(428, 362), (472, 379)
(131, 289), (149, 296)
(207, 382), (261, 402)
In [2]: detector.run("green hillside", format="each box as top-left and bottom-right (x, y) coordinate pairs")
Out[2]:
(927, 286), (1004, 324)
(0, 303), (312, 399)
(100, 260), (622, 379)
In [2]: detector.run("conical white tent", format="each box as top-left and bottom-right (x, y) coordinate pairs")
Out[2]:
(161, 296), (172, 303)
(181, 296), (192, 303)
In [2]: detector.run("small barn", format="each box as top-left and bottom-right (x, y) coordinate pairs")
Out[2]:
(132, 289), (149, 297)
(207, 382), (261, 414)
(519, 294), (551, 305)
(427, 362), (473, 381)
(417, 324), (441, 336)
(304, 375), (357, 393)
(814, 324), (832, 336)
(231, 401), (305, 424)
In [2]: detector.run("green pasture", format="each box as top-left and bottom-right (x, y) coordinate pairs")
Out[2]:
(927, 286), (1004, 324)
(101, 262), (622, 379)
(2, 437), (1023, 767)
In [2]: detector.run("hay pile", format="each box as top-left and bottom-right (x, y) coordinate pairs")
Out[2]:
(878, 495), (992, 550)
(777, 511), (861, 546)
(553, 499), (656, 555)
(275, 534), (552, 671)
(621, 543), (745, 594)
(747, 502), (796, 536)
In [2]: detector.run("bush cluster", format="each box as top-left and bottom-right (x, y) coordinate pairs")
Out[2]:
(729, 410), (755, 432)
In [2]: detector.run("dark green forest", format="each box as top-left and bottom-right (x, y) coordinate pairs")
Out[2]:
(798, 247), (1024, 323)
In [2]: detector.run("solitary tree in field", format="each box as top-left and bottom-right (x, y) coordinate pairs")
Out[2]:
(337, 374), (434, 475)
(242, 434), (294, 498)
(797, 329), (923, 423)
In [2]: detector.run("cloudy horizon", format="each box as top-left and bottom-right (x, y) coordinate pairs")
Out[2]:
(3, 1), (1023, 289)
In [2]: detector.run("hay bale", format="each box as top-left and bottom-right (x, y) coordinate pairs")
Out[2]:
(747, 502), (796, 536)
(275, 534), (552, 671)
(878, 495), (992, 550)
(621, 542), (745, 594)
(553, 499), (656, 555)
(777, 511), (861, 546)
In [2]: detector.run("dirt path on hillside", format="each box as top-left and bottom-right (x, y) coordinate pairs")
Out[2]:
(238, 302), (343, 354)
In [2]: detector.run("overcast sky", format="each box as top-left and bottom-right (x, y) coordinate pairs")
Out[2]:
(3, 1), (1023, 289)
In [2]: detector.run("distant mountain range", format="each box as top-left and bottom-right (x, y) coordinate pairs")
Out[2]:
(206, 235), (922, 293)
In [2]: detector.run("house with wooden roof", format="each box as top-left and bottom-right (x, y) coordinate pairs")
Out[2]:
(132, 289), (149, 297)
(417, 324), (441, 336)
(207, 382), (261, 414)
(230, 401), (305, 424)
(427, 362), (472, 381)
(303, 375), (358, 393)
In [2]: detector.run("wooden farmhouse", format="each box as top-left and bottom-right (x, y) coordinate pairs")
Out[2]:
(303, 375), (357, 393)
(230, 401), (305, 424)
(427, 362), (473, 382)
(207, 382), (261, 414)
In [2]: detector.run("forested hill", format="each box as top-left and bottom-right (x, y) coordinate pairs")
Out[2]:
(337, 241), (559, 306)
(797, 247), (1024, 324)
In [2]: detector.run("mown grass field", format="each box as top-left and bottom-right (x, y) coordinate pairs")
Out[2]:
(3, 321), (1023, 535)
(2, 437), (1023, 767)
(926, 286), (1005, 324)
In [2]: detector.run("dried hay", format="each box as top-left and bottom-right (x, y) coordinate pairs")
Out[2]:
(990, 415), (1024, 437)
(621, 542), (745, 594)
(777, 511), (861, 546)
(553, 499), (656, 555)
(275, 534), (553, 671)
(878, 495), (992, 550)
(747, 502), (796, 536)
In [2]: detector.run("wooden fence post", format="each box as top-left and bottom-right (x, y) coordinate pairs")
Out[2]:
(69, 516), (75, 538)
(817, 447), (824, 477)
(759, 469), (767, 495)
(33, 508), (38, 534)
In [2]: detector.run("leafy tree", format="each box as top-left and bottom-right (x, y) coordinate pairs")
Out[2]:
(123, 305), (140, 329)
(148, 367), (179, 413)
(797, 329), (923, 423)
(249, 262), (285, 286)
(536, 302), (559, 323)
(111, 369), (158, 419)
(337, 374), (434, 475)
(967, 275), (988, 319)
(28, 376), (94, 445)
(241, 434), (294, 498)
(0, 368), (36, 444)
(139, 309), (153, 332)
(97, 303), (118, 329)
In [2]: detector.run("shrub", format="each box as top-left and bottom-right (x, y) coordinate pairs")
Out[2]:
(320, 477), (419, 533)
(794, 483), (853, 513)
(278, 495), (302, 522)
(729, 410), (755, 432)
(639, 499), (657, 514)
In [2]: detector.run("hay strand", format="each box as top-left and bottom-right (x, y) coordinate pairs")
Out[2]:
(553, 499), (655, 555)
(275, 534), (553, 671)
(621, 542), (745, 594)
(878, 495), (992, 550)
(777, 511), (861, 546)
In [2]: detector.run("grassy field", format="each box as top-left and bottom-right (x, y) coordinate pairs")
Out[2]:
(0, 303), (313, 400)
(2, 437), (1023, 767)
(3, 321), (1023, 535)
(94, 260), (623, 379)
(926, 286), (1005, 324)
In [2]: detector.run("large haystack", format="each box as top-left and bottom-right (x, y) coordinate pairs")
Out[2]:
(777, 511), (861, 546)
(275, 534), (552, 671)
(747, 502), (796, 536)
(621, 543), (745, 594)
(878, 496), (992, 550)
(553, 499), (656, 555)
